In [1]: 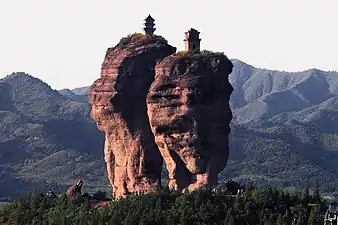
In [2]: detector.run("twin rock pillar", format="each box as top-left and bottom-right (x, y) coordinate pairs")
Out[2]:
(89, 34), (233, 198)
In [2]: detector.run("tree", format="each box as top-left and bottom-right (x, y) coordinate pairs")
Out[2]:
(282, 209), (292, 225)
(296, 210), (307, 225)
(245, 201), (252, 214)
(307, 205), (321, 225)
(313, 181), (321, 204)
(267, 214), (276, 225)
(276, 214), (283, 225)
(302, 188), (310, 205)
(0, 186), (328, 225)
(224, 209), (235, 225)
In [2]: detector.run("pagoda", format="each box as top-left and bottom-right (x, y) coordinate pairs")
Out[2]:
(143, 15), (156, 35)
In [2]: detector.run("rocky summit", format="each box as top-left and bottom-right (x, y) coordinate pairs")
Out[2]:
(147, 51), (233, 192)
(89, 21), (233, 198)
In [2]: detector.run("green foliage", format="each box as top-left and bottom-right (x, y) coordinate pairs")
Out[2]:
(115, 33), (168, 49)
(174, 50), (225, 64)
(0, 187), (328, 225)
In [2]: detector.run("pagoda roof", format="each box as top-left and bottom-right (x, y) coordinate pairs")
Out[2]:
(145, 14), (155, 22)
(186, 28), (200, 35)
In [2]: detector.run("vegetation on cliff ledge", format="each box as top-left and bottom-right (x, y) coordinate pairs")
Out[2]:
(115, 33), (168, 49)
(165, 50), (229, 66)
(0, 186), (327, 225)
(176, 50), (224, 59)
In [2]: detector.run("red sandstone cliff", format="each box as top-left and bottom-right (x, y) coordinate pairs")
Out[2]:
(147, 51), (233, 192)
(88, 33), (176, 198)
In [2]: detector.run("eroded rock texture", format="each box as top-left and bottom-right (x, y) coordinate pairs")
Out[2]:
(147, 51), (233, 192)
(89, 34), (176, 198)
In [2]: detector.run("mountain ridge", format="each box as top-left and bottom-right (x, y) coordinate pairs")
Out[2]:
(0, 72), (106, 199)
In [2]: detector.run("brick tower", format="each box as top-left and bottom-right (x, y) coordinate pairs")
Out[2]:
(184, 28), (201, 52)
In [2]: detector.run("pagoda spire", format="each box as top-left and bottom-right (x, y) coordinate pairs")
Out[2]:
(143, 14), (156, 35)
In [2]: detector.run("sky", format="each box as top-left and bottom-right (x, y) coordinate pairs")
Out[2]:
(0, 0), (337, 90)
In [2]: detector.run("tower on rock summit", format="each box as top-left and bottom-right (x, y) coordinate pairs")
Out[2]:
(184, 28), (201, 52)
(143, 15), (156, 35)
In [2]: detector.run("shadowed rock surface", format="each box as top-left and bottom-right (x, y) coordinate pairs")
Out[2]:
(147, 51), (233, 192)
(88, 34), (176, 198)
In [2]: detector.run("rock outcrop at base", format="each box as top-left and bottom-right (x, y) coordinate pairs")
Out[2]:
(66, 179), (84, 201)
(89, 34), (176, 198)
(147, 51), (233, 192)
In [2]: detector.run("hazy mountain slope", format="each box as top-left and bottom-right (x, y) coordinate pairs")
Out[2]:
(71, 86), (90, 96)
(58, 88), (89, 103)
(222, 126), (338, 192)
(230, 60), (338, 126)
(252, 96), (338, 133)
(0, 73), (106, 199)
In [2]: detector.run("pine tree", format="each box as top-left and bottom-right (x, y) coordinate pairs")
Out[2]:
(233, 198), (242, 216)
(271, 187), (278, 201)
(224, 208), (232, 225)
(296, 210), (307, 225)
(291, 218), (297, 225)
(228, 216), (235, 225)
(179, 209), (188, 225)
(313, 181), (321, 204)
(245, 202), (252, 214)
(276, 214), (283, 225)
(282, 210), (292, 225)
(307, 205), (321, 225)
(224, 211), (235, 225)
(302, 188), (310, 205)
(267, 214), (276, 225)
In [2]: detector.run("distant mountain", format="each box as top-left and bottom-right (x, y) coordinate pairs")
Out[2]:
(229, 60), (338, 129)
(71, 86), (90, 96)
(58, 87), (90, 101)
(222, 125), (338, 191)
(58, 87), (90, 103)
(0, 73), (106, 199)
(2, 60), (338, 199)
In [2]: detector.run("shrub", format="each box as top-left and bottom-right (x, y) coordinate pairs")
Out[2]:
(172, 50), (227, 67)
(115, 33), (168, 49)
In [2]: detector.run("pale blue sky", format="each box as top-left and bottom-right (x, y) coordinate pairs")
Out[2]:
(0, 0), (337, 89)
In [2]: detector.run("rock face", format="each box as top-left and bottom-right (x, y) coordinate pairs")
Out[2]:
(89, 34), (176, 198)
(147, 51), (233, 192)
(66, 179), (83, 201)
